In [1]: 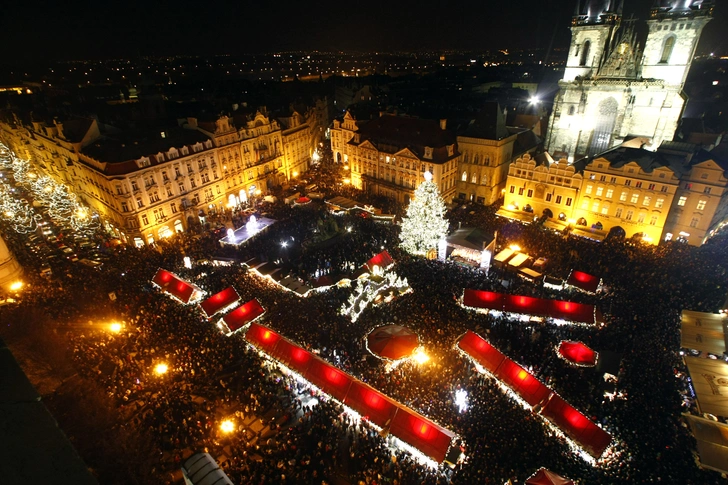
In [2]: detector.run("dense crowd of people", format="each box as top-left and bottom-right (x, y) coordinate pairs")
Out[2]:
(2, 162), (728, 484)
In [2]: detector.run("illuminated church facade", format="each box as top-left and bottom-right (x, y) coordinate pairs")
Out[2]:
(546, 0), (714, 161)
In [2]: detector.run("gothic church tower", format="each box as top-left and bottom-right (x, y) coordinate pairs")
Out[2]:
(546, 0), (713, 161)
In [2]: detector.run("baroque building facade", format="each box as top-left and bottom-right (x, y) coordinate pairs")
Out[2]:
(546, 0), (713, 161)
(500, 142), (728, 246)
(331, 112), (459, 205)
(0, 107), (320, 247)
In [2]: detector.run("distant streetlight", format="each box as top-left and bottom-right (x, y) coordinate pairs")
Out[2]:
(412, 348), (430, 365)
(9, 281), (23, 292)
(529, 96), (540, 105)
(109, 322), (122, 333)
(154, 363), (169, 375)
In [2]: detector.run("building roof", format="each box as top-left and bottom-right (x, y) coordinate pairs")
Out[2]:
(351, 114), (458, 163)
(447, 227), (494, 251)
(0, 337), (99, 485)
(461, 103), (509, 140)
(573, 145), (678, 175)
(82, 126), (210, 164)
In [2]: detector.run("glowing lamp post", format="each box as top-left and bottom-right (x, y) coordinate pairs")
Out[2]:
(412, 348), (430, 365)
(109, 322), (122, 333)
(9, 281), (23, 292)
(220, 419), (235, 434)
(154, 363), (169, 375)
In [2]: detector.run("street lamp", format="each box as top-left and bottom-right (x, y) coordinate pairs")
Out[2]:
(109, 322), (122, 333)
(220, 419), (235, 434)
(154, 363), (169, 375)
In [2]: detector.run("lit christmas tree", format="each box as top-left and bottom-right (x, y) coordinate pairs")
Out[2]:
(400, 171), (449, 255)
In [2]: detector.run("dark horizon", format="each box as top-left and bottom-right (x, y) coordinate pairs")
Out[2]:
(2, 0), (726, 65)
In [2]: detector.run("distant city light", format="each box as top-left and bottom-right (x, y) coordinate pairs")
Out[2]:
(154, 363), (169, 375)
(109, 322), (122, 333)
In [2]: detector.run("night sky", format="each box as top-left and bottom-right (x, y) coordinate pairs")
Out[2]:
(2, 0), (726, 62)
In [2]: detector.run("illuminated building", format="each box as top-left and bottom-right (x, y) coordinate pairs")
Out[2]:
(456, 104), (540, 205)
(0, 234), (23, 295)
(331, 112), (459, 204)
(546, 0), (713, 161)
(0, 107), (321, 246)
(500, 142), (728, 245)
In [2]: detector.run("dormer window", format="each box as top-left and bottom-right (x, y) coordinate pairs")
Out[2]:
(424, 147), (433, 159)
(447, 145), (454, 156)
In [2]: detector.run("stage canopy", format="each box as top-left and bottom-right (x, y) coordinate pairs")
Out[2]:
(684, 414), (728, 474)
(566, 270), (600, 293)
(365, 250), (394, 272)
(680, 310), (727, 356)
(557, 341), (598, 367)
(221, 299), (265, 334)
(457, 331), (611, 458)
(525, 467), (574, 485)
(151, 268), (201, 304)
(684, 356), (728, 418)
(244, 322), (456, 463)
(462, 289), (598, 325)
(199, 286), (240, 318)
(367, 325), (419, 360)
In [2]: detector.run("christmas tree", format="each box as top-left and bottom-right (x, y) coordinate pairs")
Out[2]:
(400, 171), (449, 255)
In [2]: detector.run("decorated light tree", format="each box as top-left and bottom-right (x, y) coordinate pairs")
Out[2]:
(400, 171), (449, 255)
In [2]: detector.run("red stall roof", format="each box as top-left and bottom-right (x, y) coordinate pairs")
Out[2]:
(304, 358), (353, 402)
(344, 381), (398, 429)
(457, 331), (611, 459)
(557, 341), (598, 367)
(365, 250), (394, 271)
(541, 394), (612, 459)
(244, 323), (456, 463)
(457, 331), (506, 373)
(151, 268), (197, 303)
(525, 468), (574, 485)
(566, 270), (600, 293)
(462, 289), (596, 325)
(389, 406), (457, 464)
(496, 359), (552, 408)
(199, 286), (240, 318)
(223, 299), (265, 333)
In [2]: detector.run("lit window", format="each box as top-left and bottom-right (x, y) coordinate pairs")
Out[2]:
(637, 213), (645, 223)
(596, 187), (603, 196)
(704, 187), (712, 194)
(581, 199), (589, 209)
(586, 185), (593, 194)
(697, 199), (707, 210)
(643, 196), (651, 206)
(631, 193), (639, 203)
(462, 171), (468, 182)
(656, 198), (664, 208)
(592, 201), (599, 212)
(678, 196), (687, 206)
(606, 189), (613, 198)
(620, 191), (628, 201)
(601, 205), (609, 214)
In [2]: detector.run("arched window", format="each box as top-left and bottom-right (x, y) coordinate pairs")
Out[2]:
(471, 173), (478, 184)
(588, 97), (618, 156)
(481, 174), (488, 185)
(462, 171), (468, 182)
(660, 36), (675, 64)
(580, 40), (591, 67)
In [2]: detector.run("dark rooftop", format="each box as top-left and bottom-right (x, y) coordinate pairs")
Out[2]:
(82, 126), (210, 164)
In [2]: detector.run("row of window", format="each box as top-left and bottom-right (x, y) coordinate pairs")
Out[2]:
(677, 195), (708, 210)
(509, 185), (573, 206)
(461, 172), (488, 185)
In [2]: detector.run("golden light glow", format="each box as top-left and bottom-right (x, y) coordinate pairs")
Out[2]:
(154, 363), (169, 375)
(109, 322), (122, 333)
(254, 189), (262, 196)
(9, 281), (23, 291)
(344, 165), (350, 171)
(412, 348), (430, 365)
(44, 186), (53, 193)
(220, 419), (235, 433)
(509, 244), (521, 252)
(27, 172), (36, 179)
(343, 178), (351, 185)
(292, 171), (299, 178)
(4, 211), (14, 218)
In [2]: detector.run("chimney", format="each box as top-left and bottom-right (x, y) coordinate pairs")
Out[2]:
(440, 119), (447, 130)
